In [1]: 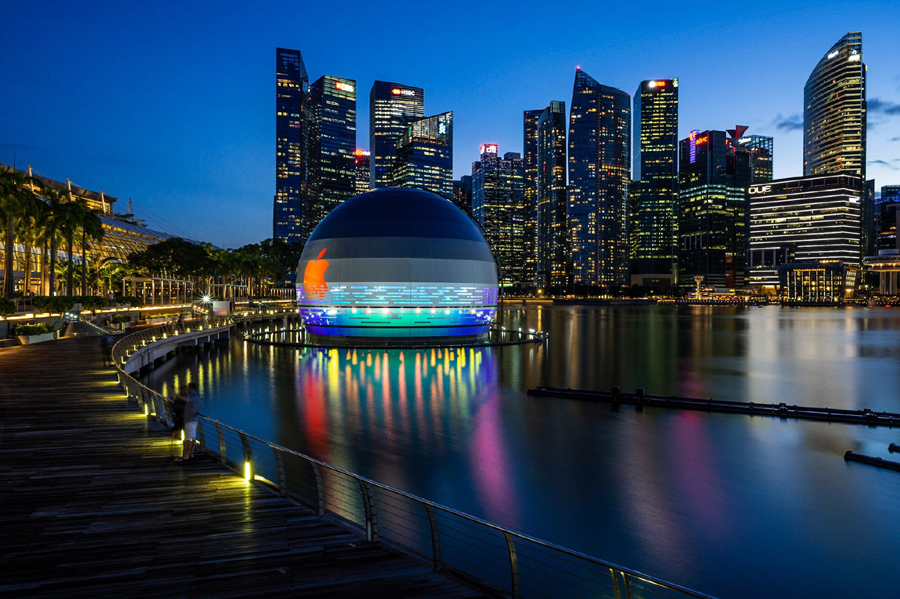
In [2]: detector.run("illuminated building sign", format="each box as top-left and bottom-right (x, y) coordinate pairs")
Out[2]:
(438, 122), (447, 135)
(689, 130), (699, 164)
(335, 81), (355, 92)
(391, 88), (417, 97)
(354, 149), (370, 157)
(827, 50), (839, 59)
(748, 185), (772, 195)
(480, 144), (498, 155)
(648, 80), (667, 88)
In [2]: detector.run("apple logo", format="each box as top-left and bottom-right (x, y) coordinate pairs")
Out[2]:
(304, 248), (329, 301)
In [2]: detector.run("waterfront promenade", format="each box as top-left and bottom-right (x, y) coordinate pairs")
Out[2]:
(0, 334), (486, 598)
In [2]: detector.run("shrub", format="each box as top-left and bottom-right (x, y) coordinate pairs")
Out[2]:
(76, 296), (105, 310)
(0, 298), (15, 317)
(115, 295), (144, 307)
(112, 313), (132, 324)
(15, 323), (54, 336)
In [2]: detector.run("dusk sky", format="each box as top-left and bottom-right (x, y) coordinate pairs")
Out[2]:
(2, 0), (898, 248)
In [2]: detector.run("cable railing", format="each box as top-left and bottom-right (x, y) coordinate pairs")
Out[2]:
(111, 325), (716, 599)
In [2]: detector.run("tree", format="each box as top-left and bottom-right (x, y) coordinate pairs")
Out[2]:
(38, 186), (70, 296)
(0, 168), (37, 298)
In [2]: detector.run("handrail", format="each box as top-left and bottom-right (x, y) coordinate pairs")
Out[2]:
(244, 325), (548, 349)
(111, 323), (717, 599)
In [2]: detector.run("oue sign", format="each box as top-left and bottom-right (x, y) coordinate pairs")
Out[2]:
(749, 185), (772, 195)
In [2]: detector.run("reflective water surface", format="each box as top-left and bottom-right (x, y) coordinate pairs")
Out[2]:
(144, 305), (900, 599)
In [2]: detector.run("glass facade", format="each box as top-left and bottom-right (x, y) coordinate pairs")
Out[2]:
(522, 109), (543, 286)
(748, 175), (864, 288)
(878, 185), (900, 254)
(732, 134), (773, 183)
(274, 48), (309, 244)
(452, 176), (473, 216)
(678, 130), (750, 289)
(369, 81), (424, 189)
(630, 78), (678, 285)
(472, 148), (526, 286)
(354, 150), (370, 195)
(568, 70), (630, 290)
(804, 32), (866, 179)
(308, 75), (357, 229)
(391, 111), (453, 199)
(537, 101), (568, 289)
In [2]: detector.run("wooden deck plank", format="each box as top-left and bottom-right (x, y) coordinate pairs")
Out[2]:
(0, 337), (488, 598)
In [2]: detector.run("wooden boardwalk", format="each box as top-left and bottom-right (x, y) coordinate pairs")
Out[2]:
(0, 335), (487, 598)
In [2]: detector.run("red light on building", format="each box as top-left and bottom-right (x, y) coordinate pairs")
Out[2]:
(480, 144), (498, 155)
(695, 136), (708, 145)
(355, 149), (364, 157)
(391, 88), (401, 95)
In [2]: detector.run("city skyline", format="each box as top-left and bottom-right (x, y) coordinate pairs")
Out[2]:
(2, 1), (899, 247)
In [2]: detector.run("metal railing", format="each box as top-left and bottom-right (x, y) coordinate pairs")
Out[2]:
(111, 325), (716, 599)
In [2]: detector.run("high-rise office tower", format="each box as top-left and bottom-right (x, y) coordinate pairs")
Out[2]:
(391, 111), (453, 199)
(537, 101), (568, 289)
(731, 133), (773, 183)
(274, 48), (309, 244)
(568, 69), (630, 290)
(630, 78), (678, 289)
(523, 109), (543, 286)
(369, 81), (425, 189)
(452, 176), (473, 215)
(878, 185), (900, 255)
(748, 175), (864, 289)
(678, 130), (752, 289)
(804, 32), (866, 179)
(354, 150), (370, 195)
(472, 147), (526, 286)
(308, 75), (357, 227)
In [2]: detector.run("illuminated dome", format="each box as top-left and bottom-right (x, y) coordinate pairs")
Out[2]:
(296, 187), (499, 341)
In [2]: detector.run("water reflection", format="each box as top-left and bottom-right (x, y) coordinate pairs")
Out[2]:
(146, 305), (900, 599)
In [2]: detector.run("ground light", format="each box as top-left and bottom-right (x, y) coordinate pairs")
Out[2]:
(244, 461), (252, 481)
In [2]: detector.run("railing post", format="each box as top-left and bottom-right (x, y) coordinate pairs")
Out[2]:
(620, 571), (634, 599)
(424, 504), (443, 570)
(214, 422), (227, 464)
(273, 446), (287, 496)
(239, 432), (253, 478)
(197, 419), (206, 451)
(503, 531), (520, 599)
(310, 462), (325, 516)
(357, 479), (379, 543)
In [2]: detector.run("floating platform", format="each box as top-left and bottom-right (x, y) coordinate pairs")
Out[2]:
(844, 451), (900, 472)
(527, 386), (900, 427)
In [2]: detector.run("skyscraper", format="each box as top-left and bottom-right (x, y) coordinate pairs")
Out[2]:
(678, 130), (752, 289)
(630, 78), (678, 289)
(731, 134), (773, 183)
(274, 48), (309, 243)
(452, 176), (473, 216)
(523, 109), (543, 286)
(369, 81), (424, 189)
(878, 185), (900, 255)
(391, 111), (453, 199)
(804, 32), (866, 179)
(308, 75), (357, 228)
(354, 150), (370, 195)
(568, 69), (631, 291)
(472, 146), (526, 286)
(537, 101), (568, 289)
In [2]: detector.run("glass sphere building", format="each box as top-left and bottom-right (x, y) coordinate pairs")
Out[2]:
(296, 188), (499, 341)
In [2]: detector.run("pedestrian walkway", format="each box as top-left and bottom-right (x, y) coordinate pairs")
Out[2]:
(0, 336), (486, 598)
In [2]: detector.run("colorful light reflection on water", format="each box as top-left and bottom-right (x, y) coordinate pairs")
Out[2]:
(146, 305), (900, 599)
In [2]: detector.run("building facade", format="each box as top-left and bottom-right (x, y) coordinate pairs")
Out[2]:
(369, 81), (424, 189)
(522, 109), (543, 286)
(308, 75), (357, 229)
(568, 69), (631, 291)
(354, 150), (370, 195)
(391, 111), (453, 199)
(630, 78), (678, 289)
(678, 130), (751, 289)
(732, 134), (773, 183)
(877, 185), (900, 254)
(804, 32), (866, 179)
(472, 147), (526, 286)
(452, 176), (473, 215)
(747, 175), (864, 290)
(536, 101), (569, 289)
(274, 48), (309, 244)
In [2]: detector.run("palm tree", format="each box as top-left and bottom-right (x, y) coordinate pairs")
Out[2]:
(78, 204), (104, 296)
(38, 186), (69, 296)
(57, 198), (84, 296)
(0, 168), (37, 298)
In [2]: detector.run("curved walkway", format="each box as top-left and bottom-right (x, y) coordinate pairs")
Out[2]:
(0, 336), (486, 598)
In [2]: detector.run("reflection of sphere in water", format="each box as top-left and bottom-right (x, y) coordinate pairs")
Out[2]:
(296, 188), (499, 342)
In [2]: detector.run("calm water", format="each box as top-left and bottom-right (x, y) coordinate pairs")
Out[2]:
(144, 305), (900, 599)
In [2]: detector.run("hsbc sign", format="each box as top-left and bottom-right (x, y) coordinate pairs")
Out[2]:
(748, 185), (772, 195)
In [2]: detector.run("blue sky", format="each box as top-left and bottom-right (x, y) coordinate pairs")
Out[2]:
(2, 0), (898, 247)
